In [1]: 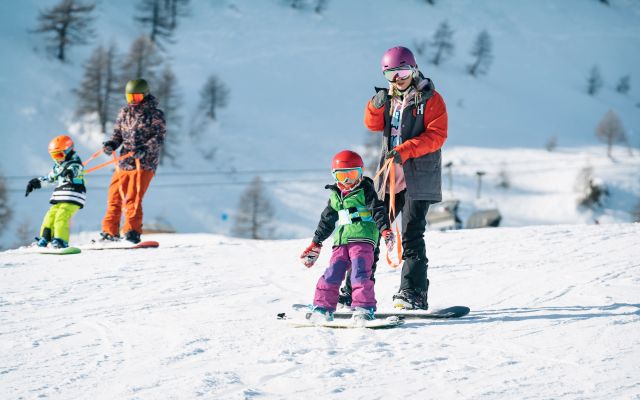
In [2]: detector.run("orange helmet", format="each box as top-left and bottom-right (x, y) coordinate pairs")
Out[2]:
(48, 135), (74, 162)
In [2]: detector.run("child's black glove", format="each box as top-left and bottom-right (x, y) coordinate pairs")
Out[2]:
(61, 169), (74, 180)
(25, 178), (41, 197)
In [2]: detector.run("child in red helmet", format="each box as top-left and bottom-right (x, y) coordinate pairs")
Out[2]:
(25, 135), (86, 249)
(299, 150), (394, 322)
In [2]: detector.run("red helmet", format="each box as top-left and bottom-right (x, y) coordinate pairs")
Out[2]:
(48, 135), (74, 162)
(332, 150), (364, 171)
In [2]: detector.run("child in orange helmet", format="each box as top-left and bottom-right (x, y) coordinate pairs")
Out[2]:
(25, 135), (86, 248)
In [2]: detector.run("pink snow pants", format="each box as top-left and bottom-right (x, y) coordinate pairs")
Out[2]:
(313, 242), (376, 311)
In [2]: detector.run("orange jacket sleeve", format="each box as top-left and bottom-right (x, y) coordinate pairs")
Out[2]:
(364, 100), (386, 132)
(396, 91), (448, 162)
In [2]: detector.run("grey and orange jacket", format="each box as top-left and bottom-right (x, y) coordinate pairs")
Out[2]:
(364, 74), (448, 202)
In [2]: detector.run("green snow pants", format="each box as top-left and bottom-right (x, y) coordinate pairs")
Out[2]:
(40, 203), (81, 242)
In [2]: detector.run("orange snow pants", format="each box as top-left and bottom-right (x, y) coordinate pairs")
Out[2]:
(101, 169), (155, 236)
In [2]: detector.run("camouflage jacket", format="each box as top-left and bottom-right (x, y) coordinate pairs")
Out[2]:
(109, 94), (166, 171)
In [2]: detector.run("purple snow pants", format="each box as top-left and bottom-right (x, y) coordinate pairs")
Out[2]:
(313, 242), (376, 311)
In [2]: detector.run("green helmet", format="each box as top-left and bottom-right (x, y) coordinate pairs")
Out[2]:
(125, 79), (150, 95)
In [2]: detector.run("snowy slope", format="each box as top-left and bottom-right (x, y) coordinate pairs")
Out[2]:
(1, 224), (639, 399)
(1, 0), (640, 245)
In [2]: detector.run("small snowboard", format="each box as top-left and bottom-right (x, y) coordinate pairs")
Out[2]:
(291, 303), (470, 319)
(36, 246), (82, 255)
(83, 240), (159, 250)
(277, 313), (404, 329)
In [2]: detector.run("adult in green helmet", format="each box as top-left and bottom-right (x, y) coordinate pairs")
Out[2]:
(125, 79), (150, 105)
(100, 77), (166, 244)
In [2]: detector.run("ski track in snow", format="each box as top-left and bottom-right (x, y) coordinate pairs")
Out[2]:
(1, 225), (639, 399)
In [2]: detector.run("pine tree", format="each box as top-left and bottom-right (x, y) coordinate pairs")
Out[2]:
(199, 75), (230, 120)
(467, 30), (493, 77)
(616, 75), (630, 95)
(587, 65), (603, 95)
(430, 21), (454, 66)
(231, 177), (275, 239)
(0, 172), (12, 236)
(135, 0), (173, 48)
(75, 43), (121, 134)
(163, 0), (190, 29)
(121, 36), (162, 84)
(155, 64), (181, 165)
(33, 0), (95, 62)
(595, 110), (627, 158)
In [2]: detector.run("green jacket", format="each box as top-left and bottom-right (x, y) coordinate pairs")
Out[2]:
(312, 177), (390, 247)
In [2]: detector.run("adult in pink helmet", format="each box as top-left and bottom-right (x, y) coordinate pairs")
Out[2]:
(338, 46), (449, 311)
(380, 46), (418, 71)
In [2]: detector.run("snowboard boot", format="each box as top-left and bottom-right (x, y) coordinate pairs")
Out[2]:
(99, 231), (120, 241)
(306, 306), (334, 322)
(351, 306), (375, 321)
(37, 228), (52, 247)
(337, 286), (353, 308)
(124, 230), (141, 244)
(392, 288), (428, 310)
(51, 238), (68, 249)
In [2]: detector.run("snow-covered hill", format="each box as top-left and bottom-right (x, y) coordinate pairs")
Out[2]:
(1, 0), (640, 246)
(1, 224), (639, 399)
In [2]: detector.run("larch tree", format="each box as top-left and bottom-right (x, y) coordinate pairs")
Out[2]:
(467, 30), (493, 77)
(155, 64), (182, 165)
(595, 110), (627, 158)
(430, 21), (454, 66)
(75, 43), (121, 134)
(231, 177), (275, 240)
(199, 75), (229, 121)
(33, 0), (95, 62)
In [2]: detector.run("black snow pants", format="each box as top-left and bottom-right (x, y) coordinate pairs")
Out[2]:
(342, 190), (435, 295)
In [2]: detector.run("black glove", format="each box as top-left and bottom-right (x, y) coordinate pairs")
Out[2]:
(133, 145), (147, 159)
(386, 149), (403, 164)
(372, 89), (387, 109)
(61, 168), (74, 180)
(25, 178), (41, 197)
(103, 140), (118, 156)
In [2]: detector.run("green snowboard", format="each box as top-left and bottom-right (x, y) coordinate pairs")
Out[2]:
(37, 247), (81, 255)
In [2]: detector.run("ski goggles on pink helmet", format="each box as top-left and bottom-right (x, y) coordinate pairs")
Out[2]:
(383, 66), (414, 82)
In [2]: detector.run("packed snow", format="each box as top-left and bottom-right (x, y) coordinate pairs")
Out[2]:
(1, 225), (639, 399)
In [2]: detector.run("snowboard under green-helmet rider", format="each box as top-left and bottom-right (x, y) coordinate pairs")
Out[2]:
(25, 135), (86, 249)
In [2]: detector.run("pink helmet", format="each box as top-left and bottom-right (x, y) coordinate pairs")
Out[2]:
(381, 46), (417, 71)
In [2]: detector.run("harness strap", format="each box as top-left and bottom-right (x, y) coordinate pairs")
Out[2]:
(337, 207), (373, 226)
(82, 149), (104, 167)
(375, 158), (403, 268)
(84, 152), (134, 174)
(133, 158), (142, 217)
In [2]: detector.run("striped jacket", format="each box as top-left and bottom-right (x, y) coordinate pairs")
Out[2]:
(39, 152), (87, 208)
